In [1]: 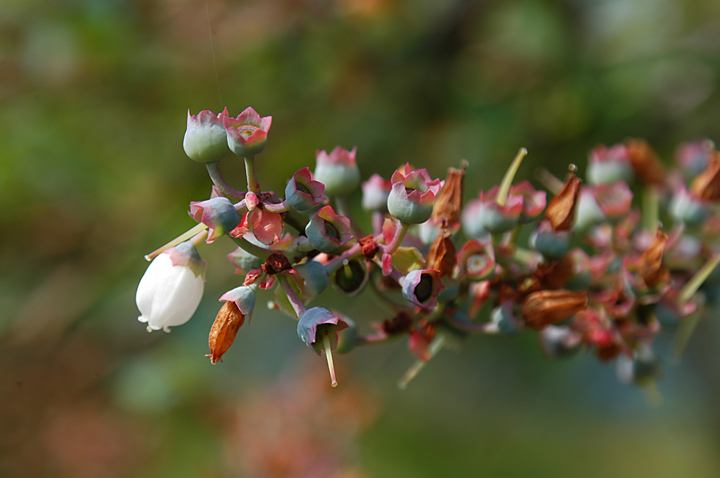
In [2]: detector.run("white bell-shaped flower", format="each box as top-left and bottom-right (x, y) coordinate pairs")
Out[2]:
(136, 243), (206, 332)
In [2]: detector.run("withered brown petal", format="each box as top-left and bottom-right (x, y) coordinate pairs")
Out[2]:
(521, 289), (588, 330)
(427, 228), (457, 277)
(381, 311), (414, 335)
(431, 165), (465, 225)
(626, 138), (665, 186)
(690, 156), (720, 201)
(262, 252), (292, 275)
(207, 301), (245, 364)
(640, 229), (669, 288)
(546, 172), (581, 231)
(358, 235), (379, 259)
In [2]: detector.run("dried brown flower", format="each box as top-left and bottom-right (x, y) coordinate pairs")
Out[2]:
(358, 235), (379, 259)
(640, 229), (669, 288)
(262, 252), (292, 275)
(626, 138), (665, 185)
(207, 301), (246, 364)
(521, 289), (588, 329)
(431, 164), (466, 225)
(426, 225), (456, 277)
(546, 172), (581, 231)
(690, 156), (720, 201)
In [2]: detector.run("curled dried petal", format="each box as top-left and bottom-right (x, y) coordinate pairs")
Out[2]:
(207, 301), (245, 364)
(431, 165), (465, 225)
(546, 172), (581, 231)
(427, 227), (456, 277)
(626, 138), (665, 185)
(690, 156), (720, 201)
(640, 229), (669, 288)
(521, 290), (588, 329)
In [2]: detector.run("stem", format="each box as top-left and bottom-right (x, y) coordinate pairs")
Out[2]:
(497, 147), (528, 206)
(534, 167), (563, 194)
(189, 230), (209, 247)
(144, 222), (208, 261)
(324, 243), (362, 274)
(398, 335), (445, 390)
(262, 200), (291, 213)
(642, 185), (659, 232)
(244, 156), (260, 194)
(323, 332), (338, 387)
(678, 254), (720, 305)
(231, 236), (272, 259)
(384, 220), (410, 255)
(277, 274), (307, 318)
(205, 161), (246, 201)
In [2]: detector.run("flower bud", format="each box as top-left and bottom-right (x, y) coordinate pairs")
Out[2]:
(313, 146), (361, 196)
(460, 198), (490, 239)
(188, 197), (241, 243)
(227, 247), (265, 274)
(529, 220), (571, 260)
(136, 242), (205, 332)
(223, 107), (272, 157)
(669, 186), (709, 227)
(475, 187), (523, 234)
(387, 165), (443, 224)
(305, 205), (353, 253)
(521, 290), (588, 330)
(676, 140), (715, 177)
(183, 108), (232, 163)
(511, 181), (547, 223)
(594, 182), (633, 221)
(587, 144), (634, 185)
(572, 187), (604, 232)
(361, 174), (392, 212)
(401, 270), (446, 309)
(294, 261), (330, 298)
(546, 172), (581, 231)
(285, 167), (327, 212)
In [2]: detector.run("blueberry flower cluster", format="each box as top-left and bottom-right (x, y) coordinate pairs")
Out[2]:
(136, 106), (720, 391)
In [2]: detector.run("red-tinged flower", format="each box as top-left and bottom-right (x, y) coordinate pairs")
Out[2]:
(387, 165), (443, 224)
(362, 173), (392, 212)
(510, 181), (547, 223)
(297, 307), (349, 386)
(676, 140), (716, 176)
(188, 197), (242, 243)
(248, 209), (284, 245)
(183, 107), (232, 163)
(587, 144), (634, 185)
(285, 167), (327, 212)
(223, 107), (272, 157)
(473, 186), (523, 234)
(401, 269), (446, 309)
(456, 239), (495, 281)
(669, 185), (710, 227)
(305, 205), (353, 253)
(314, 146), (361, 196)
(408, 322), (436, 362)
(529, 220), (571, 260)
(593, 182), (633, 220)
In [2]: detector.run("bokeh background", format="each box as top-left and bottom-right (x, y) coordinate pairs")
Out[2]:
(3, 0), (720, 476)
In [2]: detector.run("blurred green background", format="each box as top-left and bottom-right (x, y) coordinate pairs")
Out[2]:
(2, 0), (720, 476)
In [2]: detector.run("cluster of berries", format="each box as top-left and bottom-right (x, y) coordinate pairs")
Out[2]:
(135, 106), (720, 389)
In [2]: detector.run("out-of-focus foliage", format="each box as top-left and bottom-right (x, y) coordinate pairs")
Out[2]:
(2, 0), (720, 477)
